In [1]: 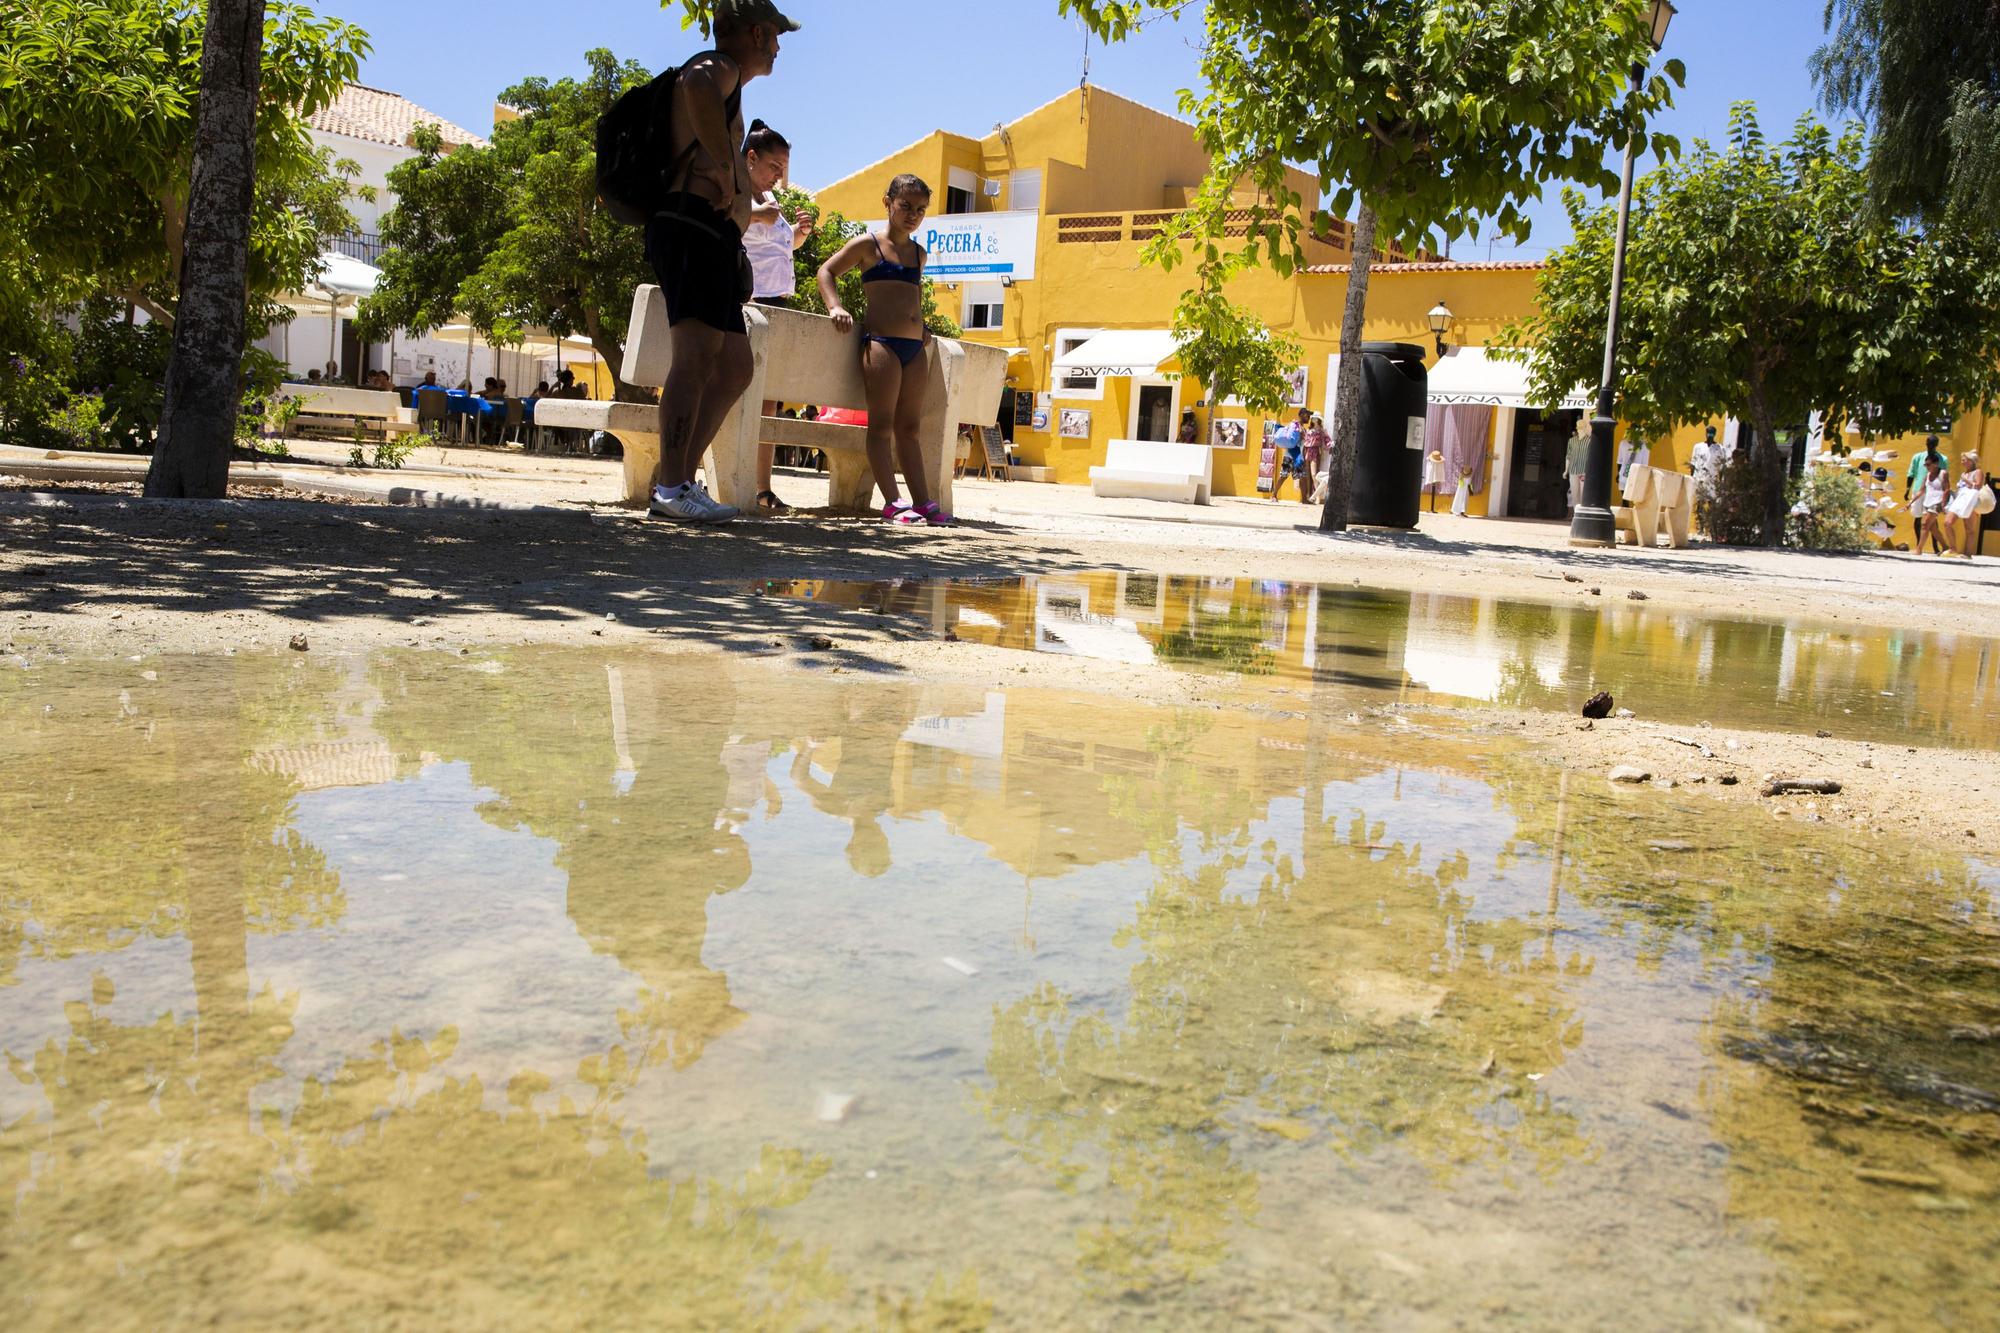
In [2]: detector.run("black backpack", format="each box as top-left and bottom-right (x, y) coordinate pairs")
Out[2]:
(596, 53), (740, 227)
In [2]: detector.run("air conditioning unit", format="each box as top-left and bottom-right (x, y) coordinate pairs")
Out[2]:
(983, 179), (1003, 198)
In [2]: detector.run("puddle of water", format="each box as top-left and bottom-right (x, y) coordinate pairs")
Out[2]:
(761, 574), (2000, 749)
(2, 648), (1997, 1328)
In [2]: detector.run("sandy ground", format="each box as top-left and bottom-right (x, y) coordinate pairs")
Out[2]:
(4, 439), (1995, 842)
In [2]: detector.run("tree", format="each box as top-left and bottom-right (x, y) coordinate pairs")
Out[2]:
(1814, 0), (2000, 221)
(1062, 0), (1680, 529)
(1503, 106), (2000, 545)
(359, 50), (655, 400)
(0, 0), (367, 487)
(148, 0), (270, 497)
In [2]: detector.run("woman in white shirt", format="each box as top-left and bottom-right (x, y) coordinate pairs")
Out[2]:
(740, 121), (817, 513)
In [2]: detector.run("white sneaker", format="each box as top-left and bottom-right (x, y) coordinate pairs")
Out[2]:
(650, 483), (736, 524)
(689, 481), (740, 521)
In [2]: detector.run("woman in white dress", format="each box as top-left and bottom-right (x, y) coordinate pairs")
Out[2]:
(1939, 451), (1988, 559)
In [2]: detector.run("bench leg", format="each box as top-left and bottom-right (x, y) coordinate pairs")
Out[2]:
(920, 341), (965, 516)
(827, 451), (875, 511)
(1666, 499), (1691, 548)
(618, 434), (663, 506)
(1635, 499), (1660, 549)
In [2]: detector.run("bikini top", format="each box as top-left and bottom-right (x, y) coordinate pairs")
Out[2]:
(861, 233), (924, 286)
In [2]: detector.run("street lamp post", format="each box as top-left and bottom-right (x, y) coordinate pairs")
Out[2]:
(1569, 0), (1675, 548)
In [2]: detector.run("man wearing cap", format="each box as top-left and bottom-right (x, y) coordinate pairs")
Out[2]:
(647, 0), (801, 524)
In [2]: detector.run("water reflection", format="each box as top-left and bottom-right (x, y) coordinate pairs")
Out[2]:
(765, 574), (2000, 748)
(2, 649), (1996, 1326)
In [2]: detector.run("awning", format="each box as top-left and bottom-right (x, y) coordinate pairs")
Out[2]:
(1428, 347), (1592, 412)
(1051, 329), (1180, 378)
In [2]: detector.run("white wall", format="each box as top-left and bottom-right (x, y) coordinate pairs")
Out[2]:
(311, 132), (413, 235)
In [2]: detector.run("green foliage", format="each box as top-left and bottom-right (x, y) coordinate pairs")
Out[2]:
(0, 0), (369, 328)
(0, 1), (368, 456)
(1694, 451), (1771, 547)
(1814, 0), (2000, 221)
(1066, 0), (1682, 515)
(1786, 467), (1872, 552)
(360, 50), (660, 398)
(1505, 105), (2000, 544)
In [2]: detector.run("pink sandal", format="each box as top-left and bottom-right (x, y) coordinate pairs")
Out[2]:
(881, 502), (924, 525)
(915, 502), (955, 527)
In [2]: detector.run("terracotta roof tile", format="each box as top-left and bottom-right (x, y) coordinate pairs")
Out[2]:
(306, 84), (488, 151)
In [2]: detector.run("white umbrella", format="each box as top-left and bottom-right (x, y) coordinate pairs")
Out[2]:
(275, 252), (382, 376)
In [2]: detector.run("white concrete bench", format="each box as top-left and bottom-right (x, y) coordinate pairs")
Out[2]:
(1616, 465), (1693, 549)
(1089, 438), (1213, 505)
(536, 289), (1009, 512)
(272, 384), (417, 439)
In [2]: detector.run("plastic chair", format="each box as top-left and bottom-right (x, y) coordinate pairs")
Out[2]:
(414, 389), (449, 438)
(502, 398), (525, 446)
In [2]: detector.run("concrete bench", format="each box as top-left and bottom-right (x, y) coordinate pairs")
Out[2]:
(1616, 464), (1693, 549)
(273, 384), (417, 441)
(534, 288), (1008, 512)
(1089, 438), (1213, 505)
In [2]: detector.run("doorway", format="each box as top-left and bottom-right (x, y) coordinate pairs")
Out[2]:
(1507, 410), (1581, 519)
(1131, 382), (1176, 443)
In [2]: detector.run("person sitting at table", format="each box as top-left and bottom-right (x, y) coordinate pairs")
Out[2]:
(530, 381), (551, 401)
(305, 368), (323, 384)
(480, 377), (504, 402)
(419, 372), (441, 390)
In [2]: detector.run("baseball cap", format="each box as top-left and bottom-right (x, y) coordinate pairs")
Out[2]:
(715, 0), (801, 32)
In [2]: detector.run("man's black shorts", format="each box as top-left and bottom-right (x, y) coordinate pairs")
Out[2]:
(646, 197), (747, 337)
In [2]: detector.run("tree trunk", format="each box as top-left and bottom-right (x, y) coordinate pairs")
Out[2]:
(1319, 204), (1379, 533)
(1745, 372), (1787, 547)
(146, 0), (266, 500)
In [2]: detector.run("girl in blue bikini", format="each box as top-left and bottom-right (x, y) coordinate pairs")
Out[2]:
(817, 174), (951, 525)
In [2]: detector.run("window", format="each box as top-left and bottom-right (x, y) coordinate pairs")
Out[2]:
(962, 282), (1004, 331)
(946, 186), (974, 215)
(1008, 169), (1043, 213)
(1054, 328), (1104, 399)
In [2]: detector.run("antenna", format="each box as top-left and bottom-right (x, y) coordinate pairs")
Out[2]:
(1079, 19), (1091, 113)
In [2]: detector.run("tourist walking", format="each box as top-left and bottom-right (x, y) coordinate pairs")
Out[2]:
(645, 0), (800, 525)
(1301, 413), (1329, 503)
(1940, 451), (1989, 559)
(740, 118), (815, 514)
(1896, 444), (1944, 552)
(817, 173), (952, 525)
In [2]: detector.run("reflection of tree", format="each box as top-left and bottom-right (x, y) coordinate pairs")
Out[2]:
(1491, 758), (2000, 1325)
(369, 650), (752, 1073)
(1153, 601), (1277, 676)
(0, 979), (861, 1326)
(0, 657), (346, 982)
(982, 711), (1587, 1295)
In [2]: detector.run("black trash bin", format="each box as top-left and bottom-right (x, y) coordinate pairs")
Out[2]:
(1336, 341), (1428, 529)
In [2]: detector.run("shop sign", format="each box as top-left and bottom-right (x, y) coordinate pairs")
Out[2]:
(867, 209), (1040, 281)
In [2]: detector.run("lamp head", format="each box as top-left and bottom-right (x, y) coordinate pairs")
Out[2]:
(1646, 0), (1676, 49)
(1428, 300), (1454, 356)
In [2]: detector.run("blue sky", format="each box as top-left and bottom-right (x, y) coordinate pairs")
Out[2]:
(332, 0), (1841, 257)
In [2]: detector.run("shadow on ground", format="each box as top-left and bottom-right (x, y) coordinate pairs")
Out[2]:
(0, 493), (1111, 659)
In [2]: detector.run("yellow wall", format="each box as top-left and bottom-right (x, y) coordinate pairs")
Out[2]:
(815, 87), (2000, 541)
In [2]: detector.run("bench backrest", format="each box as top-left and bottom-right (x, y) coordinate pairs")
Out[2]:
(274, 384), (405, 418)
(1104, 438), (1213, 480)
(622, 284), (1009, 423)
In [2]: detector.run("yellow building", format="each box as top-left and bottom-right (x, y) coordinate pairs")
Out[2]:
(816, 87), (1999, 547)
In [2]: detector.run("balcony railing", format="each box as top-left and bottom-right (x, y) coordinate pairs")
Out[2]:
(1051, 209), (1415, 263)
(331, 231), (387, 265)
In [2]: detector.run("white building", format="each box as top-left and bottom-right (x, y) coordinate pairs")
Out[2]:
(259, 84), (538, 389)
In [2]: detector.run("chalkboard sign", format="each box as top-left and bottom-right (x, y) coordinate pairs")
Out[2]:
(1013, 391), (1033, 427)
(979, 426), (1011, 474)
